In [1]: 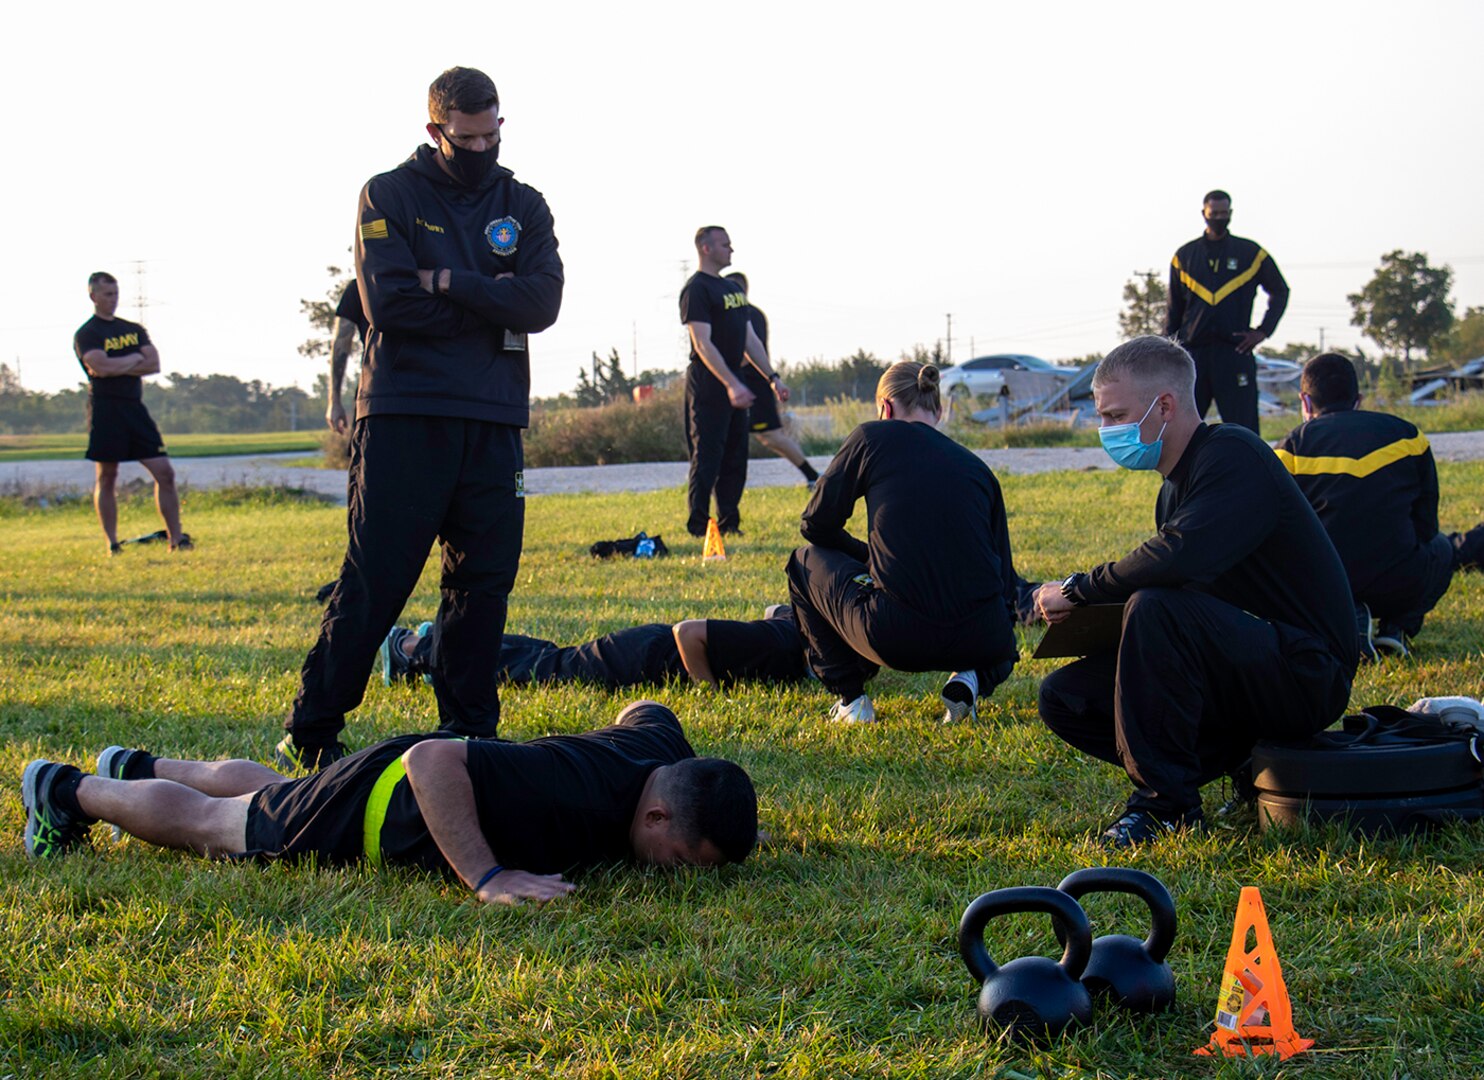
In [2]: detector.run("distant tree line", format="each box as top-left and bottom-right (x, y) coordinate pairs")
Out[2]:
(0, 366), (321, 435)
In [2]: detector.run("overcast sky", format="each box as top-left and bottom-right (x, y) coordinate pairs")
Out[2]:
(3, 0), (1481, 403)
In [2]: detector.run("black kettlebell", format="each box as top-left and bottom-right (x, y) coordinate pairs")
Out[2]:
(1055, 867), (1177, 1013)
(958, 886), (1094, 1041)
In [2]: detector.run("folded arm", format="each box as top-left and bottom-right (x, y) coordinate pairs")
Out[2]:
(81, 347), (159, 377)
(355, 182), (473, 339)
(444, 198), (564, 332)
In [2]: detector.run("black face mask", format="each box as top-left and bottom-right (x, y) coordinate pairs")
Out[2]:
(441, 138), (500, 188)
(1204, 216), (1230, 236)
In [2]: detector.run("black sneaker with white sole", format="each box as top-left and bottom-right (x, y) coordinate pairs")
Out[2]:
(21, 761), (96, 859)
(1099, 807), (1205, 849)
(940, 670), (979, 724)
(1373, 621), (1410, 658)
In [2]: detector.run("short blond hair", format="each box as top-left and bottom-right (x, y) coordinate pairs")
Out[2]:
(1092, 336), (1196, 400)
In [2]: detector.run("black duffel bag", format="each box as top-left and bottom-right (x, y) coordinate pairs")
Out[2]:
(1252, 706), (1484, 835)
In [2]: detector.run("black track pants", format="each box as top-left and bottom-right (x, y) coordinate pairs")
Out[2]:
(785, 544), (1016, 702)
(1037, 587), (1351, 816)
(1358, 531), (1457, 638)
(684, 363), (750, 536)
(287, 415), (524, 747)
(412, 626), (681, 690)
(1190, 343), (1259, 433)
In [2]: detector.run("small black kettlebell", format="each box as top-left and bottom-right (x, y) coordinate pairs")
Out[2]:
(958, 886), (1094, 1041)
(1055, 867), (1177, 1013)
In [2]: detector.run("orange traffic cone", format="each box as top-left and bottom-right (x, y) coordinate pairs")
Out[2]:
(1194, 886), (1314, 1060)
(702, 518), (727, 561)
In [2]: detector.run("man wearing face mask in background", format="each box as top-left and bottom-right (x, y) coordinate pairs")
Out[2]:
(1032, 336), (1355, 847)
(1163, 190), (1289, 433)
(277, 66), (564, 771)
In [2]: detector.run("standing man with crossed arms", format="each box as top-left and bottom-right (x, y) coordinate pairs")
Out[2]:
(72, 271), (190, 555)
(679, 227), (786, 538)
(1163, 190), (1289, 433)
(278, 66), (563, 771)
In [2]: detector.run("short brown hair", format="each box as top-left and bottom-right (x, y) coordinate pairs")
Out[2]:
(1092, 336), (1196, 401)
(87, 271), (117, 288)
(428, 67), (499, 124)
(876, 361), (942, 415)
(694, 226), (726, 252)
(1300, 353), (1361, 413)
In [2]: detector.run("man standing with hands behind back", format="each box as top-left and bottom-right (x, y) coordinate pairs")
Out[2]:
(680, 227), (785, 538)
(278, 66), (563, 771)
(1163, 190), (1289, 433)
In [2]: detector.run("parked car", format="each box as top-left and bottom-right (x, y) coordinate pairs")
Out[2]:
(938, 354), (1059, 398)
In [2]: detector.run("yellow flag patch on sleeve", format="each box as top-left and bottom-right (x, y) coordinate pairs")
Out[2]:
(360, 219), (389, 240)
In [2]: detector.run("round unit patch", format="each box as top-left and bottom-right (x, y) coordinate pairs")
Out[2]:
(485, 216), (521, 256)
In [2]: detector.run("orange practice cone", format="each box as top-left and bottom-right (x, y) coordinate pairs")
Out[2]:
(1194, 886), (1314, 1060)
(702, 518), (727, 561)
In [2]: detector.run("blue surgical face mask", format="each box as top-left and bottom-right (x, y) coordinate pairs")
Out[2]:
(1099, 397), (1167, 470)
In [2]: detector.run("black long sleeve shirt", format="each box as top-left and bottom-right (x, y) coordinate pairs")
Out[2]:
(801, 420), (1020, 625)
(1275, 410), (1438, 595)
(1163, 233), (1289, 347)
(354, 146), (564, 425)
(1074, 423), (1357, 670)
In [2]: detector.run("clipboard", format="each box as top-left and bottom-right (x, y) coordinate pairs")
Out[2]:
(1032, 603), (1125, 659)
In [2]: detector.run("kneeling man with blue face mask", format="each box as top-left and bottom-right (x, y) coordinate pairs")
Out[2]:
(1032, 336), (1358, 847)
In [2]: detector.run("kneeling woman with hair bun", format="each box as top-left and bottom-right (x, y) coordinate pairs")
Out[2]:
(786, 361), (1021, 724)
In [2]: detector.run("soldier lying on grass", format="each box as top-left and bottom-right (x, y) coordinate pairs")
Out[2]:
(22, 701), (756, 906)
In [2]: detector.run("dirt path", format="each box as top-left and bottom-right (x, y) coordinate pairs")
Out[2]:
(7, 431), (1484, 504)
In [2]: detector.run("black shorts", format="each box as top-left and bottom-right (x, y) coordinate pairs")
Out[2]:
(87, 398), (167, 463)
(244, 733), (448, 864)
(741, 366), (781, 433)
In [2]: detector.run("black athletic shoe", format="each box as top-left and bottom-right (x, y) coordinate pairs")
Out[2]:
(1356, 602), (1379, 663)
(108, 541), (123, 556)
(380, 626), (418, 686)
(1373, 621), (1410, 658)
(172, 533), (194, 552)
(1100, 807), (1205, 849)
(273, 736), (347, 773)
(96, 745), (147, 781)
(21, 761), (95, 859)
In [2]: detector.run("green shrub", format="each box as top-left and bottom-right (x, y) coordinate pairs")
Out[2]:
(525, 387), (687, 466)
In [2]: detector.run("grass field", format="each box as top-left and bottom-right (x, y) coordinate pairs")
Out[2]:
(2, 468), (1483, 1078)
(0, 431), (322, 463)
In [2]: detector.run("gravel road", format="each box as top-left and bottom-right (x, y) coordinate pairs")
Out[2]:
(6, 430), (1484, 504)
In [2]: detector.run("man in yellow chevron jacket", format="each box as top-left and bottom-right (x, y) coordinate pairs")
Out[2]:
(1276, 353), (1484, 659)
(1164, 190), (1289, 433)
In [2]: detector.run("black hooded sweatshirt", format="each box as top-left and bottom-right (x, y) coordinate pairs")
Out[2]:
(353, 145), (564, 426)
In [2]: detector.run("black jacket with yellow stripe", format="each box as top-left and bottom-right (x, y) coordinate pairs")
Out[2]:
(1163, 233), (1289, 347)
(353, 146), (564, 426)
(1275, 409), (1438, 595)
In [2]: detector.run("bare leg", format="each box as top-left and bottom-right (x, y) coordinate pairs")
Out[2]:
(155, 757), (285, 797)
(138, 456), (183, 545)
(94, 461), (119, 547)
(755, 429), (808, 468)
(75, 776), (251, 855)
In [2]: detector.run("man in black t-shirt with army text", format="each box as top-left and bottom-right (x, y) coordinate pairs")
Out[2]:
(72, 271), (190, 555)
(679, 227), (784, 537)
(23, 702), (758, 906)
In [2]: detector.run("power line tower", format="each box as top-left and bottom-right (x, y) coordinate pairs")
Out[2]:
(125, 259), (150, 322)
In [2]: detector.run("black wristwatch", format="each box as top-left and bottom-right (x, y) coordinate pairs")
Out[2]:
(768, 373), (780, 384)
(1059, 573), (1088, 607)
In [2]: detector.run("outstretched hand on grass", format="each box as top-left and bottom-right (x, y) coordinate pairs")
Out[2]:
(477, 869), (577, 906)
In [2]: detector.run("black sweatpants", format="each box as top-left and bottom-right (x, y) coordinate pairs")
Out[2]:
(1037, 587), (1352, 816)
(288, 415), (524, 748)
(1190, 342), (1259, 433)
(411, 625), (682, 690)
(684, 363), (750, 536)
(785, 544), (1016, 703)
(1358, 532), (1456, 638)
